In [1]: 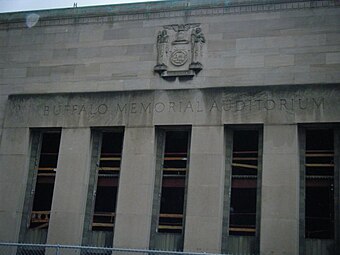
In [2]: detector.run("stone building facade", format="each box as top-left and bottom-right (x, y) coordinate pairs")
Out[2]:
(0, 0), (339, 254)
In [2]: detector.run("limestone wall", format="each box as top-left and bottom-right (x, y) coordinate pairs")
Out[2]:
(0, 0), (339, 137)
(0, 1), (340, 254)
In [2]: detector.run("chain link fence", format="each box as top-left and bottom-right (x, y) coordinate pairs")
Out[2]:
(0, 243), (227, 255)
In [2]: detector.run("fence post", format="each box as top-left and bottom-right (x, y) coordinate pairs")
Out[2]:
(56, 244), (60, 255)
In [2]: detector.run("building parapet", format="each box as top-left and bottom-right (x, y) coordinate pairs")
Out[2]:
(0, 0), (339, 29)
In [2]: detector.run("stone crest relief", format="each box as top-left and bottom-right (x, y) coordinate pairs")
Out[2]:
(154, 24), (205, 78)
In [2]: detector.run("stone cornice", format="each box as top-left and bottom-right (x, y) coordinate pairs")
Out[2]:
(0, 0), (339, 29)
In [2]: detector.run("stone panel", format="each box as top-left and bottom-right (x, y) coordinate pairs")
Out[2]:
(326, 52), (340, 64)
(79, 28), (104, 42)
(207, 39), (235, 52)
(47, 128), (91, 245)
(184, 126), (224, 253)
(295, 53), (326, 65)
(3, 68), (27, 78)
(260, 124), (299, 255)
(47, 212), (85, 245)
(74, 63), (100, 77)
(264, 55), (294, 67)
(0, 1), (338, 95)
(27, 66), (51, 77)
(3, 85), (340, 129)
(113, 127), (155, 249)
(235, 55), (265, 68)
(0, 128), (30, 242)
(184, 216), (222, 253)
(53, 48), (77, 59)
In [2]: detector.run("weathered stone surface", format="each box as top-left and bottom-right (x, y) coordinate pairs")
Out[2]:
(260, 125), (299, 255)
(114, 127), (155, 249)
(4, 85), (339, 128)
(0, 0), (339, 252)
(326, 52), (340, 64)
(184, 126), (224, 253)
(0, 128), (30, 242)
(0, 1), (338, 98)
(47, 128), (91, 245)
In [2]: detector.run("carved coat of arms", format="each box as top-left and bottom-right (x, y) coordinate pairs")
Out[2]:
(154, 24), (205, 78)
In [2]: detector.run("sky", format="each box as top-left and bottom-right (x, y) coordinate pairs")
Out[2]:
(0, 0), (164, 13)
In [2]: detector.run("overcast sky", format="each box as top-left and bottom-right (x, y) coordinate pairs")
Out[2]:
(0, 0), (164, 13)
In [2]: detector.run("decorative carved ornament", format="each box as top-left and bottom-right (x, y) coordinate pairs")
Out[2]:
(154, 23), (205, 79)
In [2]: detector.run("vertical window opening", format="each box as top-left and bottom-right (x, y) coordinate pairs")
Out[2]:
(30, 131), (61, 229)
(229, 130), (259, 236)
(92, 132), (123, 231)
(158, 131), (189, 234)
(305, 129), (334, 239)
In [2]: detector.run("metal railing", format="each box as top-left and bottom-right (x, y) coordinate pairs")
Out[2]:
(0, 243), (229, 255)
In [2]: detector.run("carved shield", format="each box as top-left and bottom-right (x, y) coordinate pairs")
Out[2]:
(154, 23), (205, 78)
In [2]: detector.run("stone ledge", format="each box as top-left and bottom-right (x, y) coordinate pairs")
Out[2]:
(0, 0), (339, 30)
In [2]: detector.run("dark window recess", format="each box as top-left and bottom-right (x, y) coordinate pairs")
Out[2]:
(229, 130), (259, 236)
(158, 131), (189, 233)
(92, 132), (123, 231)
(30, 132), (61, 229)
(305, 129), (334, 239)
